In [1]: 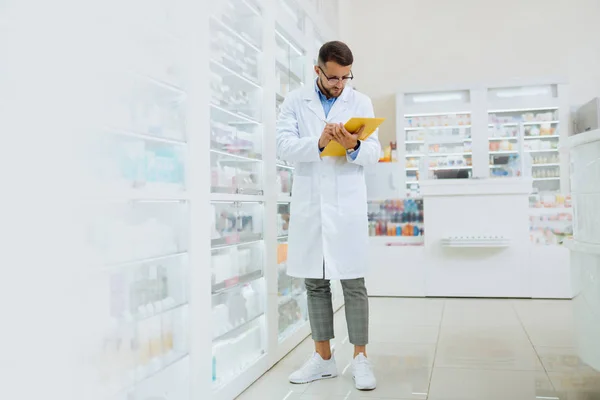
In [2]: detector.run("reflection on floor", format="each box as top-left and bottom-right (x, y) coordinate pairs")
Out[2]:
(237, 297), (600, 400)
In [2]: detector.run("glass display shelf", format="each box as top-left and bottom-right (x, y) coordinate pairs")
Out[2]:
(89, 201), (189, 266)
(101, 75), (187, 145)
(212, 278), (265, 340)
(368, 199), (424, 243)
(212, 316), (265, 390)
(211, 121), (263, 160)
(488, 107), (560, 191)
(275, 28), (305, 110)
(211, 241), (264, 293)
(404, 113), (472, 188)
(277, 234), (308, 341)
(529, 193), (573, 245)
(211, 279), (266, 389)
(210, 148), (263, 195)
(93, 130), (187, 198)
(95, 304), (189, 399)
(210, 201), (264, 248)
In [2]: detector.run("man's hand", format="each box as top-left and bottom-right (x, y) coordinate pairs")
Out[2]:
(319, 123), (337, 149)
(333, 123), (365, 150)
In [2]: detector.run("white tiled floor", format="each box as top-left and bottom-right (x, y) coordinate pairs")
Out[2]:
(237, 297), (600, 400)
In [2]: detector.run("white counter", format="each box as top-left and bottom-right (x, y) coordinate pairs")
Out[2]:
(367, 177), (572, 299)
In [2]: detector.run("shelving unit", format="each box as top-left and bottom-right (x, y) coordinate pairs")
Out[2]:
(397, 83), (569, 195)
(208, 0), (340, 399)
(399, 90), (473, 197)
(87, 1), (340, 398)
(209, 0), (267, 396)
(87, 4), (192, 400)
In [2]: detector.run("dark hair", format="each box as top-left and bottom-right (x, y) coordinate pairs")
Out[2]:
(318, 41), (354, 67)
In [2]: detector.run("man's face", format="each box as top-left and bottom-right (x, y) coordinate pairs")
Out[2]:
(315, 61), (352, 98)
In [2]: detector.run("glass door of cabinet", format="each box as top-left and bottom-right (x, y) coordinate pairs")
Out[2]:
(210, 0), (264, 196)
(209, 0), (267, 391)
(273, 24), (309, 342)
(404, 112), (473, 195)
(488, 107), (560, 190)
(487, 85), (562, 193)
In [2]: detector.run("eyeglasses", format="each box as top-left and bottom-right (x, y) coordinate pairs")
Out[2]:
(318, 66), (354, 85)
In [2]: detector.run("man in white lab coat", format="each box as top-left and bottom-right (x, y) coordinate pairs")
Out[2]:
(276, 41), (380, 391)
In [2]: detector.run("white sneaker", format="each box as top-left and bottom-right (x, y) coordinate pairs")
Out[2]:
(352, 353), (376, 390)
(289, 352), (338, 384)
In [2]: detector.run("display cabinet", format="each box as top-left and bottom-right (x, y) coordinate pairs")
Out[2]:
(87, 4), (192, 398)
(399, 89), (473, 197)
(209, 0), (268, 395)
(272, 21), (311, 344)
(486, 84), (566, 194)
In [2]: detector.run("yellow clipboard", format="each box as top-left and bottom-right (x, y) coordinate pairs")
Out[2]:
(320, 117), (385, 157)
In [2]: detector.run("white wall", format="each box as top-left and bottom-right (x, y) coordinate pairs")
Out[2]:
(339, 0), (600, 144)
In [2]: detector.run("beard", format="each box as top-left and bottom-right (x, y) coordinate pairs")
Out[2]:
(319, 77), (343, 98)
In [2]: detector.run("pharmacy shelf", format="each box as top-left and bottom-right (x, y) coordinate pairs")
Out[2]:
(489, 137), (518, 141)
(406, 154), (424, 157)
(210, 149), (262, 163)
(489, 123), (519, 127)
(489, 120), (559, 127)
(211, 233), (264, 249)
(210, 16), (262, 53)
(405, 140), (424, 144)
(210, 103), (261, 125)
(405, 125), (471, 131)
(210, 59), (262, 90)
(526, 149), (559, 153)
(533, 177), (560, 181)
(132, 72), (186, 95)
(277, 234), (289, 241)
(428, 152), (472, 157)
(529, 207), (573, 216)
(212, 312), (265, 342)
(532, 163), (560, 167)
(276, 163), (295, 170)
(406, 167), (418, 171)
(524, 135), (560, 140)
(490, 150), (519, 155)
(210, 192), (264, 201)
(96, 186), (189, 202)
(106, 127), (187, 145)
(523, 120), (559, 125)
(102, 252), (188, 271)
(212, 270), (263, 294)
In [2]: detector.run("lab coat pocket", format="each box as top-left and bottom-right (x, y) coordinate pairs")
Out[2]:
(337, 174), (368, 216)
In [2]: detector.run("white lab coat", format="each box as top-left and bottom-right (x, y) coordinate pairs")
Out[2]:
(276, 84), (381, 280)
